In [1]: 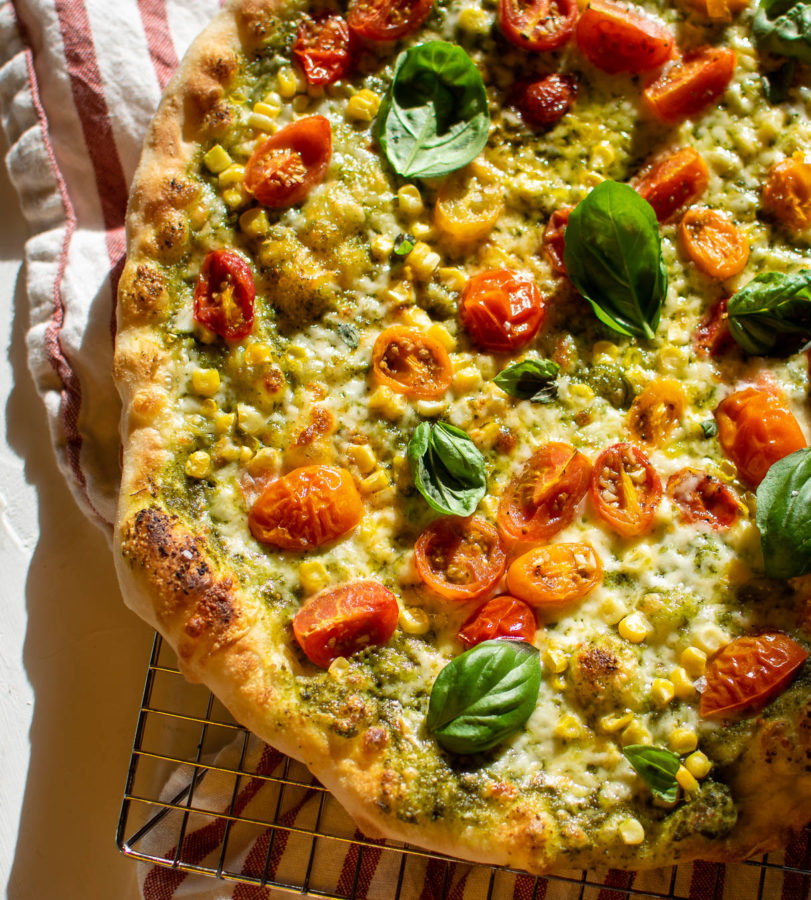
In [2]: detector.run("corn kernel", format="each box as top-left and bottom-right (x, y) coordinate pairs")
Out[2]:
(405, 241), (441, 281)
(552, 675), (567, 691)
(222, 186), (248, 209)
(426, 323), (455, 351)
(397, 184), (424, 217)
(651, 678), (675, 706)
(692, 623), (730, 656)
(676, 765), (700, 794)
(203, 144), (232, 174)
(214, 412), (236, 434)
(680, 646), (707, 678)
(412, 221), (434, 240)
(438, 267), (467, 292)
(259, 239), (286, 266)
(368, 385), (407, 420)
(619, 818), (645, 845)
(277, 67), (300, 99)
(383, 282), (416, 306)
(670, 727), (699, 755)
(458, 6), (490, 32)
(568, 383), (594, 402)
(328, 656), (350, 679)
(347, 443), (377, 475)
(192, 368), (221, 397)
(599, 595), (627, 625)
(555, 713), (585, 740)
(621, 720), (652, 747)
(618, 613), (650, 644)
(360, 469), (390, 494)
(543, 646), (569, 674)
(453, 367), (483, 394)
(185, 451), (211, 479)
(248, 112), (277, 132)
(188, 200), (211, 230)
(300, 559), (329, 594)
(201, 398), (218, 417)
(589, 140), (615, 170)
(592, 340), (619, 362)
(392, 453), (410, 488)
(685, 751), (712, 779)
(239, 446), (254, 463)
(371, 234), (394, 260)
(414, 399), (446, 417)
(599, 710), (634, 733)
(244, 342), (273, 366)
(218, 164), (245, 188)
(399, 606), (430, 635)
(399, 306), (431, 329)
(239, 207), (271, 238)
(247, 447), (280, 475)
(345, 88), (381, 123)
(254, 99), (281, 118)
(670, 666), (697, 700)
(212, 437), (241, 463)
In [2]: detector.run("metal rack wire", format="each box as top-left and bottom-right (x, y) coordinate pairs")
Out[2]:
(118, 634), (811, 899)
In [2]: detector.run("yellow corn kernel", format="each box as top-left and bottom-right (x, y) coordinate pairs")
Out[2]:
(543, 646), (569, 674)
(568, 383), (595, 402)
(201, 398), (218, 417)
(685, 751), (712, 779)
(438, 267), (467, 292)
(192, 368), (221, 397)
(247, 112), (277, 132)
(453, 367), (483, 394)
(244, 342), (273, 366)
(651, 678), (675, 707)
(397, 184), (424, 217)
(618, 613), (650, 644)
(555, 714), (585, 740)
(676, 765), (700, 794)
(328, 656), (350, 679)
(383, 282), (416, 307)
(299, 559), (329, 594)
(680, 646), (707, 678)
(405, 242), (441, 281)
(399, 306), (432, 329)
(670, 727), (699, 755)
(414, 399), (446, 418)
(347, 443), (377, 475)
(599, 710), (634, 733)
(222, 186), (248, 209)
(412, 221), (434, 240)
(247, 447), (281, 475)
(392, 453), (410, 488)
(458, 6), (490, 32)
(214, 412), (236, 434)
(185, 451), (211, 479)
(619, 818), (645, 845)
(258, 239), (287, 266)
(254, 99), (281, 119)
(345, 88), (381, 123)
(203, 144), (232, 174)
(399, 606), (430, 635)
(426, 323), (455, 351)
(589, 140), (615, 170)
(240, 207), (271, 238)
(368, 385), (407, 420)
(552, 675), (567, 691)
(621, 720), (652, 747)
(670, 666), (697, 700)
(599, 595), (627, 625)
(218, 164), (245, 188)
(188, 200), (211, 230)
(592, 340), (619, 362)
(692, 623), (730, 656)
(371, 234), (394, 260)
(277, 67), (300, 99)
(360, 469), (390, 494)
(239, 446), (254, 464)
(212, 437), (241, 464)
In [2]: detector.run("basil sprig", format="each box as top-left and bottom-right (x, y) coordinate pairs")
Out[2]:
(407, 421), (487, 516)
(754, 0), (811, 65)
(622, 745), (681, 803)
(493, 359), (560, 403)
(427, 640), (541, 755)
(563, 181), (668, 340)
(756, 448), (811, 579)
(376, 41), (490, 179)
(727, 269), (811, 356)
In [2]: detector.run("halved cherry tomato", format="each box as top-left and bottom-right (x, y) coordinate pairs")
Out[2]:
(693, 297), (733, 357)
(193, 249), (255, 341)
(643, 48), (736, 124)
(293, 13), (355, 86)
(249, 465), (363, 549)
(497, 442), (591, 542)
(763, 152), (811, 232)
(414, 517), (507, 602)
(591, 443), (662, 537)
(293, 580), (399, 668)
(514, 74), (578, 129)
(434, 161), (504, 244)
(627, 378), (686, 447)
(458, 595), (537, 648)
(372, 326), (453, 399)
(666, 468), (740, 529)
(245, 116), (331, 208)
(575, 0), (674, 74)
(460, 270), (546, 353)
(632, 147), (709, 223)
(499, 0), (578, 51)
(714, 387), (807, 488)
(543, 207), (572, 276)
(506, 543), (603, 612)
(680, 207), (749, 280)
(684, 0), (749, 20)
(700, 632), (808, 719)
(347, 0), (434, 41)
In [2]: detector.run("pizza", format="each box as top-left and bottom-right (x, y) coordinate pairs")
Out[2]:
(113, 0), (811, 875)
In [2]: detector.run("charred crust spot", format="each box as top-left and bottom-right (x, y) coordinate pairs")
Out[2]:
(119, 264), (168, 322)
(577, 646), (619, 679)
(363, 725), (390, 753)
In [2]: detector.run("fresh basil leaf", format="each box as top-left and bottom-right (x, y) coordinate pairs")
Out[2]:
(376, 41), (490, 179)
(336, 322), (359, 349)
(754, 0), (811, 65)
(727, 269), (811, 356)
(701, 419), (719, 439)
(393, 233), (416, 257)
(493, 359), (560, 403)
(622, 744), (681, 802)
(407, 421), (487, 516)
(427, 639), (541, 755)
(756, 447), (811, 579)
(763, 58), (797, 102)
(563, 181), (667, 340)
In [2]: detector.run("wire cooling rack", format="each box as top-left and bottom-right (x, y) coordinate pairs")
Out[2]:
(118, 634), (811, 899)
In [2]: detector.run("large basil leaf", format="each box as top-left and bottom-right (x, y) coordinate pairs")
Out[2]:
(563, 181), (668, 340)
(622, 745), (681, 802)
(427, 639), (541, 754)
(376, 41), (490, 179)
(493, 359), (560, 403)
(754, 0), (811, 65)
(756, 448), (811, 579)
(407, 421), (487, 516)
(727, 269), (811, 356)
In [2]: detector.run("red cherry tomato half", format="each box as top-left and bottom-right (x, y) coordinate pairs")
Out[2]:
(460, 270), (546, 353)
(293, 580), (399, 668)
(193, 249), (255, 341)
(543, 207), (572, 276)
(514, 74), (578, 129)
(693, 297), (733, 358)
(347, 0), (434, 41)
(700, 632), (808, 719)
(293, 13), (355, 86)
(499, 0), (578, 52)
(497, 442), (592, 543)
(458, 595), (537, 649)
(666, 468), (740, 530)
(643, 47), (736, 124)
(414, 517), (507, 602)
(575, 0), (674, 74)
(245, 116), (331, 208)
(632, 146), (709, 223)
(591, 442), (662, 537)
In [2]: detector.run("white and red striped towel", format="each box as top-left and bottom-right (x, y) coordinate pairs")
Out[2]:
(1, 0), (809, 897)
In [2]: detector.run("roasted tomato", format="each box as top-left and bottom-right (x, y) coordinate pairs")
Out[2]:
(543, 207), (572, 276)
(679, 207), (749, 280)
(497, 442), (591, 542)
(457, 595), (537, 648)
(763, 152), (811, 232)
(244, 116), (331, 208)
(347, 0), (434, 41)
(414, 517), (507, 602)
(714, 387), (807, 488)
(498, 0), (578, 52)
(459, 270), (546, 353)
(372, 326), (453, 399)
(666, 468), (740, 529)
(626, 378), (686, 447)
(506, 542), (603, 612)
(248, 465), (363, 549)
(514, 74), (578, 129)
(632, 147), (709, 223)
(700, 632), (808, 719)
(683, 0), (749, 20)
(292, 13), (355, 85)
(643, 47), (736, 124)
(591, 443), (662, 537)
(193, 249), (255, 341)
(575, 0), (674, 74)
(694, 297), (733, 357)
(293, 580), (399, 668)
(434, 161), (504, 244)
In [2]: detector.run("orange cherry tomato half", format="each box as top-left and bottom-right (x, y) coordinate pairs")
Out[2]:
(434, 162), (504, 244)
(666, 468), (740, 530)
(679, 207), (749, 280)
(347, 0), (434, 41)
(763, 152), (811, 232)
(458, 595), (537, 649)
(371, 326), (453, 399)
(700, 632), (808, 719)
(414, 516), (507, 602)
(643, 47), (736, 124)
(543, 207), (572, 277)
(248, 465), (363, 550)
(626, 378), (686, 447)
(293, 580), (399, 668)
(591, 443), (662, 537)
(460, 270), (546, 353)
(575, 0), (674, 74)
(714, 387), (807, 488)
(293, 13), (355, 86)
(499, 0), (578, 53)
(632, 147), (709, 223)
(193, 249), (255, 341)
(514, 74), (578, 129)
(506, 542), (603, 612)
(497, 442), (591, 542)
(245, 116), (331, 208)
(693, 297), (733, 357)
